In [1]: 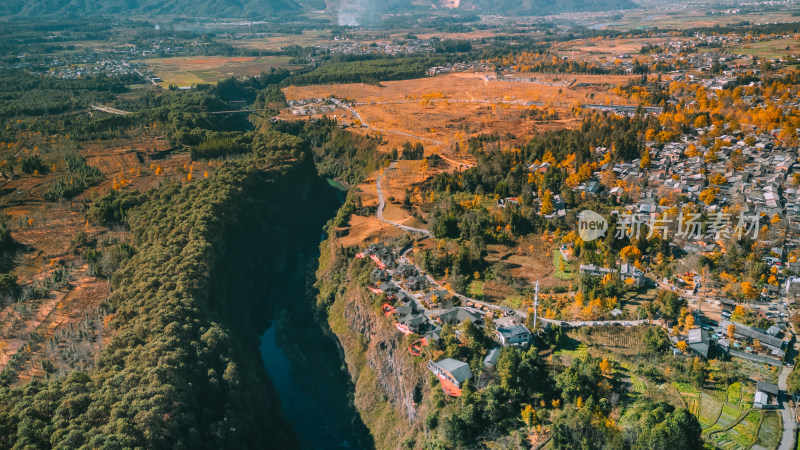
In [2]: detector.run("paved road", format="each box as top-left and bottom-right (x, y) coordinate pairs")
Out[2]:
(376, 162), (431, 236)
(779, 363), (797, 450)
(393, 251), (648, 329)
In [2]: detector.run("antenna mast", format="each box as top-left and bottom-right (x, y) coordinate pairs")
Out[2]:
(533, 280), (540, 330)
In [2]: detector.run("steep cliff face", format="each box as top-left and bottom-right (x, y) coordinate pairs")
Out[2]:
(316, 241), (437, 449)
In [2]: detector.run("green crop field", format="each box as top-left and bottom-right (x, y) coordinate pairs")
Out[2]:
(755, 411), (782, 449)
(731, 38), (800, 60)
(139, 56), (297, 87)
(726, 382), (741, 406)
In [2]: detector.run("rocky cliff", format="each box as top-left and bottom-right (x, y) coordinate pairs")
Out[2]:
(316, 240), (438, 449)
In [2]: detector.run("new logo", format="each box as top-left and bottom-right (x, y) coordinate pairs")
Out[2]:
(578, 210), (608, 242)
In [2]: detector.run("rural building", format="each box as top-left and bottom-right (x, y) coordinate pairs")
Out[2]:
(720, 320), (786, 351)
(395, 292), (412, 304)
(686, 328), (711, 359)
(406, 275), (429, 291)
(436, 308), (483, 326)
(371, 268), (391, 284)
(428, 358), (473, 397)
(424, 327), (442, 343)
(753, 381), (780, 409)
(379, 282), (400, 295)
(579, 264), (615, 276)
(398, 314), (427, 334)
(430, 289), (454, 306)
(496, 324), (532, 347)
(395, 302), (418, 316)
(786, 276), (800, 299)
(397, 264), (419, 278)
(720, 320), (787, 360)
(579, 264), (646, 287)
(620, 264), (646, 287)
(719, 299), (738, 312)
(366, 243), (395, 269)
(484, 347), (501, 368)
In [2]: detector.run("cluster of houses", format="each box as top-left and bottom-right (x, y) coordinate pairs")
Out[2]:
(287, 98), (338, 116)
(426, 62), (495, 77)
(718, 319), (789, 361)
(579, 263), (648, 287)
(646, 138), (794, 217)
(571, 131), (800, 291)
(14, 36), (211, 79)
(320, 40), (436, 57)
(359, 243), (534, 397)
(676, 313), (791, 365)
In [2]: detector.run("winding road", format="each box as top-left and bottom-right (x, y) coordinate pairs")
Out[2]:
(392, 247), (648, 329)
(779, 362), (797, 450)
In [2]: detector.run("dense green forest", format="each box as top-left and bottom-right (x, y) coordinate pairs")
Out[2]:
(0, 131), (339, 448)
(271, 117), (388, 186)
(1, 71), (290, 146)
(286, 56), (448, 86)
(0, 71), (133, 120)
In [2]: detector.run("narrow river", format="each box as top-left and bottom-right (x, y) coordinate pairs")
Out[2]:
(257, 179), (373, 449)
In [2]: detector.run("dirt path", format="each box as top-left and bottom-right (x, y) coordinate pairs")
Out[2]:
(376, 162), (430, 236)
(334, 98), (475, 168)
(91, 105), (131, 115)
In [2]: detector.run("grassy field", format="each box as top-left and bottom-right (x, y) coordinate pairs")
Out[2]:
(726, 382), (742, 407)
(500, 295), (523, 309)
(139, 56), (297, 87)
(731, 38), (800, 60)
(756, 411), (782, 448)
(630, 375), (647, 394)
(698, 392), (724, 429)
(552, 37), (667, 63)
(283, 73), (634, 155)
(218, 30), (331, 52)
(553, 335), (588, 360)
(468, 280), (484, 298)
(553, 250), (576, 280)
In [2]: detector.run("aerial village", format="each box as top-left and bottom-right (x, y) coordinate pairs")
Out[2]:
(346, 34), (800, 403)
(357, 242), (536, 397)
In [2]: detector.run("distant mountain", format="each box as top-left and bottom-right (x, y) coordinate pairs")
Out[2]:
(448, 0), (639, 15)
(0, 0), (315, 19)
(0, 0), (636, 19)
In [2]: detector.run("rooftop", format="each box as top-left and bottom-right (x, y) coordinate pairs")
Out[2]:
(435, 358), (473, 383)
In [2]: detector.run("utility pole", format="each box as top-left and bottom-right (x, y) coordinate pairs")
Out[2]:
(533, 279), (540, 331)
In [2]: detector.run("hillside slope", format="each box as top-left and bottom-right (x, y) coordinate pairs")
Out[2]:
(0, 0), (308, 18)
(1, 0), (637, 19)
(457, 0), (639, 14)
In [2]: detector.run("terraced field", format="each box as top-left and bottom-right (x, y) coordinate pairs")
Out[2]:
(697, 392), (724, 429)
(689, 382), (782, 450)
